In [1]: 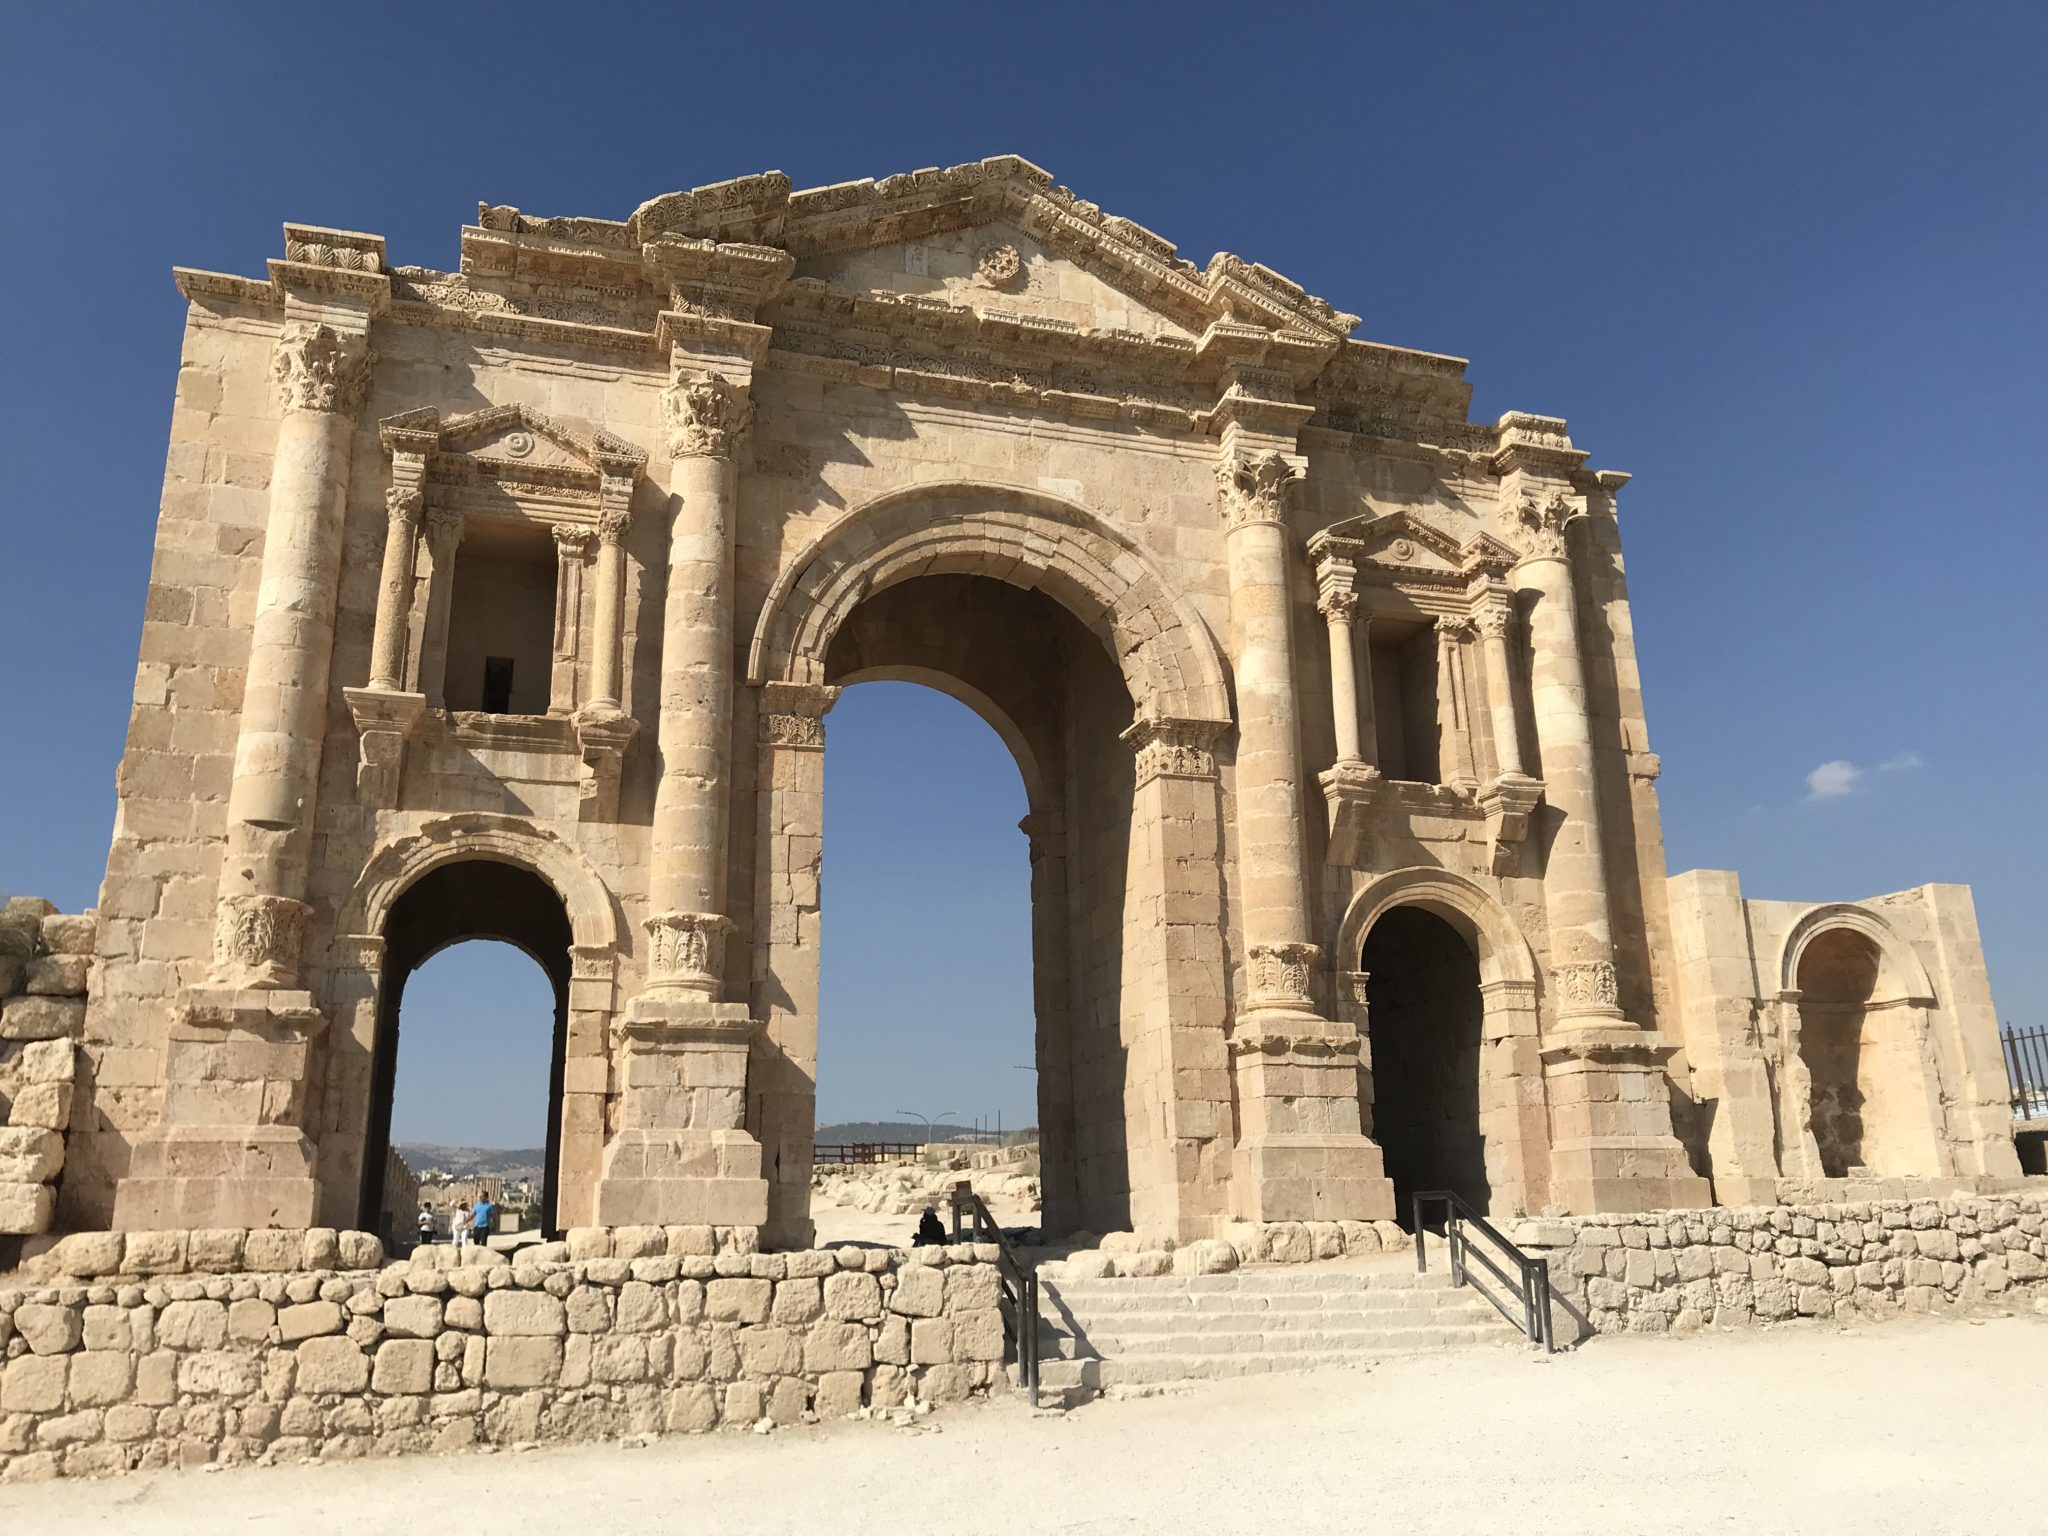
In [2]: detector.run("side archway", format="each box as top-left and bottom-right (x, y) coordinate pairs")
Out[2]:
(746, 480), (1233, 728)
(1776, 903), (1936, 1005)
(1335, 867), (1547, 1217)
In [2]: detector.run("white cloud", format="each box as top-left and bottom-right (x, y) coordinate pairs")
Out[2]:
(1878, 751), (1923, 773)
(1805, 760), (1862, 800)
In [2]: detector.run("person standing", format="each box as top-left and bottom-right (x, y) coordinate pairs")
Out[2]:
(452, 1201), (472, 1252)
(416, 1206), (435, 1249)
(471, 1195), (495, 1250)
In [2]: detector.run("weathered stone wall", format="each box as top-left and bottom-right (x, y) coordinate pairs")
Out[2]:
(0, 1240), (1008, 1484)
(0, 900), (92, 1237)
(1511, 1192), (2048, 1338)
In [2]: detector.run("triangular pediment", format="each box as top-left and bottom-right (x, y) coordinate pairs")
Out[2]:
(1322, 508), (1466, 574)
(410, 404), (646, 480)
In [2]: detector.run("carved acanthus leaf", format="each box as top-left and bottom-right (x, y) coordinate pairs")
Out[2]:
(663, 372), (752, 459)
(272, 323), (375, 417)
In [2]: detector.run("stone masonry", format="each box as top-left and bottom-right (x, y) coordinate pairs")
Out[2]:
(40, 154), (2023, 1255)
(0, 900), (92, 1238)
(0, 1234), (1007, 1484)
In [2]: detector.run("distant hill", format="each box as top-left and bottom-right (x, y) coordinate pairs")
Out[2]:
(396, 1144), (545, 1179)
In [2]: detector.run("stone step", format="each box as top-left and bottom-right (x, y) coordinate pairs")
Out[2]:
(1044, 1322), (1508, 1358)
(1028, 1332), (1516, 1392)
(1038, 1299), (1497, 1338)
(1043, 1268), (1451, 1297)
(1039, 1286), (1481, 1317)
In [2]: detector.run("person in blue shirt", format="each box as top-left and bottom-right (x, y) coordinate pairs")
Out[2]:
(471, 1197), (495, 1248)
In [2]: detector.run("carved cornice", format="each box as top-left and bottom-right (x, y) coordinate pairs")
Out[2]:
(664, 371), (752, 459)
(271, 322), (375, 417)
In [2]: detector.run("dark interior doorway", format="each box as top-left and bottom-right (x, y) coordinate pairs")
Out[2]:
(359, 860), (572, 1240)
(1362, 905), (1490, 1217)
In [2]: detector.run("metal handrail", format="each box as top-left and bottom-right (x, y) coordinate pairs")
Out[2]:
(2003, 1025), (2048, 1122)
(1413, 1190), (1554, 1353)
(949, 1180), (1040, 1407)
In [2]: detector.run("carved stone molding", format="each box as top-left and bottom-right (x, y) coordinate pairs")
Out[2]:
(210, 893), (312, 989)
(1247, 941), (1319, 1012)
(663, 371), (752, 459)
(645, 910), (731, 994)
(1216, 449), (1301, 530)
(385, 486), (423, 529)
(762, 712), (826, 748)
(1552, 958), (1621, 1014)
(1436, 616), (1475, 646)
(758, 681), (840, 748)
(1121, 715), (1224, 785)
(1337, 970), (1372, 1030)
(424, 503), (465, 551)
(552, 523), (596, 559)
(1513, 489), (1577, 562)
(596, 504), (632, 546)
(572, 705), (638, 824)
(271, 322), (375, 417)
(1477, 772), (1544, 876)
(1318, 759), (1383, 867)
(1316, 587), (1358, 623)
(1472, 602), (1513, 640)
(344, 686), (426, 810)
(1227, 1025), (1362, 1063)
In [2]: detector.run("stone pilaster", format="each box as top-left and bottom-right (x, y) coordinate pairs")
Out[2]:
(549, 524), (593, 716)
(1471, 592), (1542, 874)
(1436, 617), (1479, 792)
(570, 474), (638, 823)
(343, 480), (428, 809)
(415, 505), (464, 708)
(1312, 549), (1379, 867)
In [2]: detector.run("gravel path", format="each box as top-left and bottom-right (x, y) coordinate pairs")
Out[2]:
(6, 1313), (2044, 1534)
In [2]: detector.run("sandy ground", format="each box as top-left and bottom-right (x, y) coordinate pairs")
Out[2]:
(806, 1192), (1039, 1248)
(8, 1312), (2047, 1535)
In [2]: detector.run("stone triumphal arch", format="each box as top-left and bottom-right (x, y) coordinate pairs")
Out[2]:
(62, 156), (2018, 1252)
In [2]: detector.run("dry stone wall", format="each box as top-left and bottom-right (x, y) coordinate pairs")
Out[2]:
(1510, 1192), (2048, 1338)
(0, 1239), (1007, 1484)
(0, 900), (92, 1237)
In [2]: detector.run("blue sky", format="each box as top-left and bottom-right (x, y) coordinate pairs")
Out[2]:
(4, 4), (2043, 1149)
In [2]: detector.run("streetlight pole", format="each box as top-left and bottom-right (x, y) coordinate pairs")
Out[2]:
(895, 1109), (957, 1152)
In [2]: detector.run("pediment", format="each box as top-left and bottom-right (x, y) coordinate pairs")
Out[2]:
(1310, 508), (1521, 589)
(793, 219), (1201, 341)
(383, 404), (645, 483)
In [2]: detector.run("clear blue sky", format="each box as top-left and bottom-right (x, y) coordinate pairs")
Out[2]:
(4, 5), (2043, 1149)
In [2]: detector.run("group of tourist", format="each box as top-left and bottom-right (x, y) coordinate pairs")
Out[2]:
(415, 1195), (496, 1252)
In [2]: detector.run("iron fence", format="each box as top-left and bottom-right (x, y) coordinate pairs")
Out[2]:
(2003, 1025), (2048, 1122)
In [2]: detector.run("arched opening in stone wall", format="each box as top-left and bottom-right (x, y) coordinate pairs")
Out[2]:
(358, 860), (572, 1242)
(1361, 906), (1490, 1216)
(1795, 925), (1927, 1179)
(820, 573), (1137, 1240)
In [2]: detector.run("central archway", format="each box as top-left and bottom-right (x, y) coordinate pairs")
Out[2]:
(747, 483), (1236, 1245)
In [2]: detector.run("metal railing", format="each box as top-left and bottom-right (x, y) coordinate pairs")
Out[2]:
(815, 1142), (926, 1165)
(949, 1180), (1040, 1407)
(2003, 1025), (2048, 1122)
(1413, 1190), (1554, 1352)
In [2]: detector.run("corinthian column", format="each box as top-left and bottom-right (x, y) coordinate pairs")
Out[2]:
(1514, 490), (1623, 1022)
(1216, 425), (1392, 1224)
(642, 369), (751, 996)
(571, 478), (637, 824)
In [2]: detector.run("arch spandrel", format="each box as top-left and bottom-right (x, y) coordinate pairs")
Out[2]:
(1778, 903), (1937, 1006)
(1335, 865), (1539, 989)
(746, 481), (1232, 728)
(341, 811), (621, 954)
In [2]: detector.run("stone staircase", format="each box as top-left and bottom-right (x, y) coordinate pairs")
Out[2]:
(1028, 1259), (1518, 1400)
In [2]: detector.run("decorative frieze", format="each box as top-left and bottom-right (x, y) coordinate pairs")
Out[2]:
(270, 322), (375, 417)
(663, 371), (752, 459)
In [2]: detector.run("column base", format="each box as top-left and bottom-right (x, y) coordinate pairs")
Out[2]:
(592, 1129), (768, 1227)
(113, 1127), (321, 1230)
(1229, 1012), (1394, 1223)
(1232, 1134), (1396, 1224)
(1541, 1025), (1712, 1214)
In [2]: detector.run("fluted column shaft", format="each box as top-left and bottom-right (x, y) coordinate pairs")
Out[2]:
(1217, 442), (1318, 1012)
(1518, 531), (1623, 1021)
(645, 371), (751, 996)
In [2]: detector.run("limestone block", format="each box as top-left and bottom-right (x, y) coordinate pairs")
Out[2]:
(590, 1336), (649, 1384)
(766, 1377), (808, 1426)
(802, 1321), (873, 1373)
(565, 1286), (610, 1333)
(2, 1356), (68, 1413)
(720, 1381), (763, 1427)
(7, 1083), (73, 1131)
(227, 1298), (275, 1342)
(372, 1340), (435, 1395)
(25, 955), (92, 996)
(943, 1265), (1002, 1313)
(737, 1326), (800, 1376)
(177, 1351), (259, 1397)
(277, 1302), (343, 1343)
(242, 1230), (301, 1272)
(66, 1352), (135, 1407)
(770, 1277), (821, 1325)
(295, 1337), (371, 1394)
(443, 1296), (482, 1331)
(157, 1300), (227, 1350)
(0, 1181), (54, 1234)
(40, 914), (97, 956)
(952, 1308), (1005, 1362)
(15, 1303), (82, 1355)
(123, 1231), (190, 1275)
(814, 1371), (864, 1421)
(481, 1290), (565, 1337)
(705, 1278), (770, 1324)
(338, 1232), (384, 1270)
(0, 1127), (64, 1184)
(0, 996), (85, 1041)
(188, 1229), (245, 1271)
(302, 1229), (340, 1270)
(484, 1337), (563, 1389)
(380, 1295), (441, 1339)
(876, 1315), (910, 1366)
(663, 1383), (718, 1434)
(918, 1363), (974, 1403)
(616, 1282), (665, 1332)
(890, 1264), (945, 1318)
(80, 1306), (130, 1351)
(910, 1317), (954, 1365)
(12, 1038), (75, 1085)
(46, 1231), (123, 1277)
(823, 1271), (881, 1321)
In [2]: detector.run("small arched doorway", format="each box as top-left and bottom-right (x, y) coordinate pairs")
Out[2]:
(1361, 906), (1490, 1216)
(359, 860), (573, 1238)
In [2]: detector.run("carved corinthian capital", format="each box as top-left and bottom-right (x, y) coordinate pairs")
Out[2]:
(1247, 941), (1320, 1012)
(1216, 449), (1302, 529)
(663, 371), (752, 459)
(1513, 489), (1577, 561)
(385, 486), (423, 528)
(272, 322), (375, 417)
(210, 893), (312, 988)
(644, 910), (731, 994)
